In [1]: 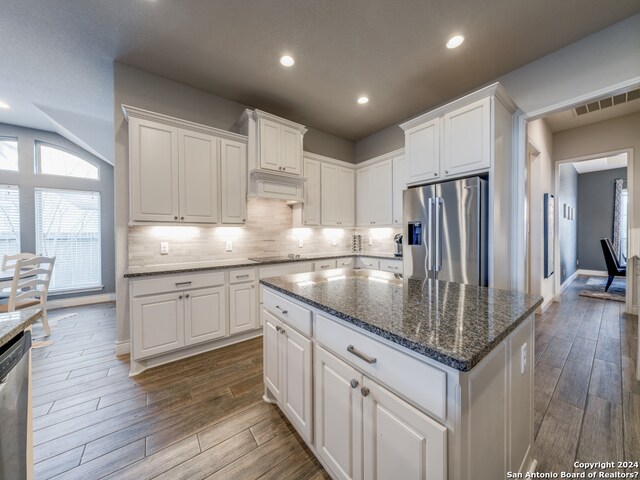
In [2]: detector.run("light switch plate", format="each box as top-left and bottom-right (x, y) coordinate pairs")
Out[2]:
(298, 239), (304, 248)
(160, 242), (169, 255)
(368, 238), (373, 246)
(225, 241), (233, 252)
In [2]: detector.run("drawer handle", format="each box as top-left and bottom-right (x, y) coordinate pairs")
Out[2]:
(361, 387), (370, 397)
(275, 305), (288, 315)
(236, 274), (250, 279)
(320, 265), (330, 269)
(350, 379), (359, 389)
(347, 345), (377, 364)
(175, 281), (192, 287)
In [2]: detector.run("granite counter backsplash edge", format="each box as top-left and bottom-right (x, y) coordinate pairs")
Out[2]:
(0, 309), (42, 348)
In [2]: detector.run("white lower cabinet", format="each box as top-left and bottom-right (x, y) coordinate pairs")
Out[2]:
(229, 282), (257, 335)
(184, 286), (226, 346)
(132, 292), (184, 359)
(263, 311), (282, 403)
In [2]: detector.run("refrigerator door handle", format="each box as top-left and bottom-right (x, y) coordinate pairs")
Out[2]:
(435, 197), (443, 272)
(427, 197), (434, 272)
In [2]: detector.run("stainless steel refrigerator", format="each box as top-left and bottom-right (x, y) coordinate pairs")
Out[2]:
(403, 176), (488, 285)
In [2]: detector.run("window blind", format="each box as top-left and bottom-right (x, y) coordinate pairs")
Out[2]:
(0, 185), (20, 259)
(35, 188), (101, 292)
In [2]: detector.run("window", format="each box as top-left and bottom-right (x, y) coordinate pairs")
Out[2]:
(0, 138), (18, 171)
(35, 188), (101, 292)
(37, 143), (99, 180)
(0, 185), (20, 259)
(619, 188), (628, 262)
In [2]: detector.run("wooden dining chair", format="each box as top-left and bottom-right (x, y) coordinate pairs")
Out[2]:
(0, 256), (56, 336)
(1, 252), (37, 271)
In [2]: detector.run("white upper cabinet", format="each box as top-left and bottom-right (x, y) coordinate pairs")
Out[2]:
(259, 118), (282, 171)
(281, 126), (303, 175)
(322, 163), (355, 227)
(404, 118), (440, 185)
(124, 106), (248, 225)
(321, 163), (340, 226)
(338, 168), (355, 227)
(357, 160), (393, 227)
(443, 97), (491, 177)
(302, 157), (321, 226)
(392, 155), (405, 226)
(356, 167), (370, 227)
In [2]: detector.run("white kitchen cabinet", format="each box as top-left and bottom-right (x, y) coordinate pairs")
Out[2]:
(281, 126), (302, 175)
(315, 345), (363, 480)
(442, 97), (491, 177)
(220, 138), (247, 224)
(129, 117), (180, 222)
(259, 118), (281, 172)
(184, 286), (226, 346)
(322, 164), (355, 226)
(229, 282), (258, 335)
(356, 167), (370, 228)
(132, 292), (183, 359)
(363, 378), (447, 480)
(315, 259), (338, 272)
(356, 257), (380, 270)
(357, 160), (393, 226)
(263, 310), (282, 403)
(257, 114), (304, 174)
(404, 118), (440, 185)
(379, 258), (403, 274)
(392, 155), (405, 226)
(302, 157), (321, 226)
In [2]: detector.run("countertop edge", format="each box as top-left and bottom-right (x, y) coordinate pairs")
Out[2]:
(260, 280), (543, 372)
(0, 309), (42, 348)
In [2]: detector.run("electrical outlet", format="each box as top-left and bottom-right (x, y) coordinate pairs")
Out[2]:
(298, 239), (304, 248)
(520, 343), (528, 375)
(225, 241), (233, 252)
(160, 242), (169, 255)
(368, 237), (373, 246)
(331, 238), (337, 246)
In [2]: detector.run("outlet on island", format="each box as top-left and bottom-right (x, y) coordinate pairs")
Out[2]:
(160, 242), (169, 255)
(226, 241), (233, 252)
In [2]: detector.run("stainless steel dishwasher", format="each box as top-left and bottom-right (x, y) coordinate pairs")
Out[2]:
(0, 330), (31, 480)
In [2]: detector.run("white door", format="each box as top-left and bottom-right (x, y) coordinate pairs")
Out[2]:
(362, 378), (447, 480)
(321, 163), (339, 226)
(179, 130), (218, 223)
(303, 158), (321, 226)
(281, 324), (313, 442)
(392, 155), (405, 226)
(184, 286), (226, 346)
(338, 168), (355, 227)
(229, 282), (257, 335)
(259, 119), (281, 171)
(356, 167), (371, 227)
(442, 97), (491, 177)
(220, 139), (247, 224)
(405, 118), (440, 185)
(132, 292), (184, 360)
(263, 310), (283, 403)
(281, 126), (302, 175)
(371, 160), (393, 226)
(315, 345), (363, 480)
(129, 118), (179, 222)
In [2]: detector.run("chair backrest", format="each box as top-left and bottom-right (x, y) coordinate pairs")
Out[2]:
(2, 252), (37, 271)
(7, 256), (56, 312)
(600, 238), (620, 274)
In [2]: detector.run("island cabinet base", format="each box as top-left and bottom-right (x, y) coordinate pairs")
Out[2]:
(261, 286), (536, 480)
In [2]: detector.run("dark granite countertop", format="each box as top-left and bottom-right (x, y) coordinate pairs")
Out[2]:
(124, 253), (402, 278)
(260, 269), (543, 372)
(0, 309), (42, 348)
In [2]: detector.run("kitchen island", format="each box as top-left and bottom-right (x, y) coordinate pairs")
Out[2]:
(260, 269), (543, 480)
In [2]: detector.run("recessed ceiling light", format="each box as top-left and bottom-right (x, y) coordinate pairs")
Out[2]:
(0, 100), (10, 110)
(357, 96), (369, 105)
(280, 55), (295, 67)
(446, 35), (464, 49)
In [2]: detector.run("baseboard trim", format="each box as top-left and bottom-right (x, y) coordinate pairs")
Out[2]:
(560, 271), (579, 293)
(537, 296), (554, 314)
(47, 293), (116, 310)
(115, 340), (131, 356)
(576, 269), (608, 277)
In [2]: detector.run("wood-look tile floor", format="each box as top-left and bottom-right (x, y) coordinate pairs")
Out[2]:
(30, 303), (329, 480)
(534, 275), (640, 474)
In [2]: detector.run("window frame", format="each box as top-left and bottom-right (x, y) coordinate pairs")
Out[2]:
(35, 141), (101, 181)
(0, 136), (20, 172)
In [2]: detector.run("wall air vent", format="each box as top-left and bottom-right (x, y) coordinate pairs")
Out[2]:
(574, 88), (640, 116)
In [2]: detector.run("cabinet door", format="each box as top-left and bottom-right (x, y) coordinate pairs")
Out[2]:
(129, 118), (179, 222)
(356, 167), (371, 227)
(315, 345), (363, 480)
(229, 282), (257, 335)
(363, 378), (447, 480)
(303, 158), (321, 226)
(405, 118), (440, 185)
(179, 130), (218, 223)
(371, 160), (393, 226)
(184, 286), (226, 346)
(392, 155), (405, 226)
(281, 324), (313, 442)
(338, 168), (355, 227)
(321, 163), (339, 226)
(220, 139), (247, 224)
(259, 119), (281, 171)
(263, 310), (283, 403)
(281, 126), (302, 175)
(443, 97), (491, 177)
(132, 292), (184, 359)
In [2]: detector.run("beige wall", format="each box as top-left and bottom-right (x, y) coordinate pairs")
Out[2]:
(527, 119), (555, 306)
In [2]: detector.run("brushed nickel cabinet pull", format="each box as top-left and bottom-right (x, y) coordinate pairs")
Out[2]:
(175, 281), (192, 287)
(350, 379), (359, 389)
(236, 274), (250, 278)
(361, 387), (370, 397)
(347, 345), (377, 364)
(275, 305), (288, 314)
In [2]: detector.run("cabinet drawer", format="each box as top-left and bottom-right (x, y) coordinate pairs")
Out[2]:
(131, 271), (225, 297)
(263, 290), (312, 337)
(314, 259), (337, 271)
(337, 257), (354, 268)
(229, 268), (256, 284)
(379, 259), (403, 274)
(357, 257), (380, 270)
(315, 314), (447, 420)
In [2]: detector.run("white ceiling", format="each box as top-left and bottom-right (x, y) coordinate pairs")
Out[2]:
(545, 96), (640, 133)
(1, 1), (640, 163)
(572, 153), (628, 174)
